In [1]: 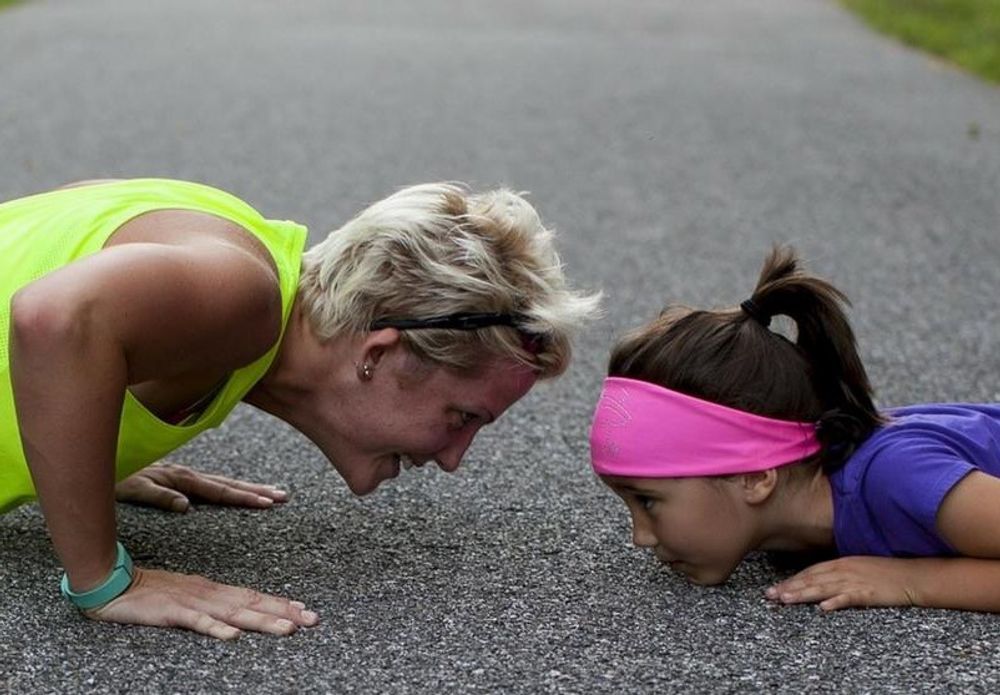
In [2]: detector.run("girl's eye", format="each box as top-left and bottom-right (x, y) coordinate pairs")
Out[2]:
(636, 495), (655, 511)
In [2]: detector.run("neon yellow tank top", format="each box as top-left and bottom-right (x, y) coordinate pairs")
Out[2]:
(0, 179), (307, 512)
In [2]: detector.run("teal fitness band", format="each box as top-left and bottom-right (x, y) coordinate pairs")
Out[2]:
(60, 541), (135, 610)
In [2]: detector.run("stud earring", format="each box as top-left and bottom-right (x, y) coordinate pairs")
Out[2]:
(358, 362), (374, 381)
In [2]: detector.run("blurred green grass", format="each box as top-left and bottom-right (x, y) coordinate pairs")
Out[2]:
(840, 0), (1000, 84)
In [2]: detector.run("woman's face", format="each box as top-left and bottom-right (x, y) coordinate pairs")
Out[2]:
(602, 475), (754, 585)
(326, 351), (538, 496)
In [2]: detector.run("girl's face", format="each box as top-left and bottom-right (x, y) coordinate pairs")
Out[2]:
(603, 475), (755, 585)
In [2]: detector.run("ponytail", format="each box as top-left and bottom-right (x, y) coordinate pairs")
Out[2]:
(746, 246), (882, 468)
(609, 245), (883, 473)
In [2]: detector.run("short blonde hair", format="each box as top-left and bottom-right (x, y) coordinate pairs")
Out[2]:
(298, 182), (600, 378)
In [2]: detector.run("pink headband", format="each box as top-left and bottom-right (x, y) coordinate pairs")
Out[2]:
(589, 377), (821, 478)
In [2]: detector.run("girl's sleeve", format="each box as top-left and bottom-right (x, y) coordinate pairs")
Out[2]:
(861, 436), (976, 557)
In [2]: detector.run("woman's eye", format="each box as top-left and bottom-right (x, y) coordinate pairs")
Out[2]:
(637, 495), (655, 511)
(453, 411), (478, 428)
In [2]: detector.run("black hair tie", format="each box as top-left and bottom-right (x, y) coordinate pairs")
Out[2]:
(815, 408), (870, 472)
(740, 298), (771, 328)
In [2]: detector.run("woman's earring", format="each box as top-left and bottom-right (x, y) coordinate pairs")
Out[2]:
(358, 362), (374, 381)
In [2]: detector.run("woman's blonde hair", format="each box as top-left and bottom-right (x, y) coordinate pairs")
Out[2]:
(298, 182), (600, 378)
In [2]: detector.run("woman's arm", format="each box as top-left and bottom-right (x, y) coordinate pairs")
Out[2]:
(767, 471), (1000, 612)
(10, 234), (315, 638)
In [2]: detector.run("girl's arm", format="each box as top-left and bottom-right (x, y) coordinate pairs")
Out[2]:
(766, 555), (1000, 612)
(767, 471), (1000, 612)
(11, 234), (315, 638)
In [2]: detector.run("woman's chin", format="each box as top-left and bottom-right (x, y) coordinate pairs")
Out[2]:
(338, 470), (379, 497)
(344, 463), (400, 496)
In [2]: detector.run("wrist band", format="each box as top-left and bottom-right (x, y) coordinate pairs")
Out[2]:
(60, 541), (135, 610)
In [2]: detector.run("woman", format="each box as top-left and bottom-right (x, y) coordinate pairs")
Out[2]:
(1, 178), (599, 639)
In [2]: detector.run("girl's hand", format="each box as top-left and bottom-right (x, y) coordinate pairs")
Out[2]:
(765, 556), (919, 611)
(84, 567), (319, 640)
(115, 463), (288, 513)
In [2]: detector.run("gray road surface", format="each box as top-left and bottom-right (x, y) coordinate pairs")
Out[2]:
(1, 0), (999, 693)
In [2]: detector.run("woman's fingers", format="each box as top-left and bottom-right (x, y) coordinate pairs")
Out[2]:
(168, 473), (277, 508)
(192, 584), (320, 630)
(196, 473), (289, 502)
(214, 607), (297, 636)
(87, 567), (319, 640)
(115, 474), (190, 512)
(169, 606), (243, 641)
(116, 463), (289, 510)
(153, 464), (288, 506)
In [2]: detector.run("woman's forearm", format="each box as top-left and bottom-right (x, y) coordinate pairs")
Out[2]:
(10, 287), (126, 591)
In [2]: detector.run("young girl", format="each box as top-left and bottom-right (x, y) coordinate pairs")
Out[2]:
(590, 246), (1000, 613)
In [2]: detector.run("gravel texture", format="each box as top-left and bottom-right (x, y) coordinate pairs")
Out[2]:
(1, 0), (999, 693)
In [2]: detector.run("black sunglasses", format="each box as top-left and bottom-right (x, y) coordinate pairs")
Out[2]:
(370, 312), (530, 332)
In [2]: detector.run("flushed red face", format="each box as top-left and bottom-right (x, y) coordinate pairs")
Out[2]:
(327, 355), (538, 496)
(602, 475), (755, 585)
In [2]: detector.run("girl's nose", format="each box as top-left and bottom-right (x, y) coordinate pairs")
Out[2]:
(630, 511), (658, 548)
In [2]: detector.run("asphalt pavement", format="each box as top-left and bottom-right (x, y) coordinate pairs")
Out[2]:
(1, 0), (999, 693)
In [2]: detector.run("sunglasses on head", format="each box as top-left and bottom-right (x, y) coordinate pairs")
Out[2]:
(370, 312), (544, 354)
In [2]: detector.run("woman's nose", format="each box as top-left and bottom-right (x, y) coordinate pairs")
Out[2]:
(434, 431), (476, 472)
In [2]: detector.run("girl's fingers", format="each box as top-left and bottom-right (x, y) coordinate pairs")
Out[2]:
(776, 582), (839, 604)
(818, 594), (854, 612)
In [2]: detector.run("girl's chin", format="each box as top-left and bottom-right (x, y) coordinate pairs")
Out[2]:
(676, 564), (732, 587)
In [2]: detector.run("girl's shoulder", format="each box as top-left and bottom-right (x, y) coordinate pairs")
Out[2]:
(830, 402), (1000, 557)
(871, 403), (1000, 462)
(843, 402), (1000, 489)
(884, 402), (1000, 423)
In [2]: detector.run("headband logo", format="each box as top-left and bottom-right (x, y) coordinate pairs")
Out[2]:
(594, 382), (632, 459)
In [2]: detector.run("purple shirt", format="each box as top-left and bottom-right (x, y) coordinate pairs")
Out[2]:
(830, 404), (1000, 557)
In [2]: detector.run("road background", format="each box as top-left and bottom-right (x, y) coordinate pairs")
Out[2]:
(1, 0), (999, 692)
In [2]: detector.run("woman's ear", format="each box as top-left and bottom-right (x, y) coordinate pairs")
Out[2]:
(740, 469), (779, 505)
(360, 328), (402, 368)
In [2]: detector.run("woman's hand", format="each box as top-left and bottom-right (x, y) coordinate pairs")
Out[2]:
(765, 556), (918, 611)
(115, 463), (288, 512)
(85, 567), (319, 640)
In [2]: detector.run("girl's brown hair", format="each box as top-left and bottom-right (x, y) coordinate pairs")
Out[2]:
(609, 246), (883, 471)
